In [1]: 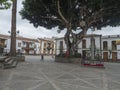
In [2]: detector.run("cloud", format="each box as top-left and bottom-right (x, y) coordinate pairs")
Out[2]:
(93, 26), (120, 36)
(0, 0), (120, 39)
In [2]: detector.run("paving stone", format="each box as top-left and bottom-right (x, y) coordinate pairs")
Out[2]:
(108, 80), (120, 90)
(56, 79), (95, 88)
(84, 78), (104, 88)
(57, 73), (76, 79)
(54, 81), (77, 90)
(0, 81), (6, 90)
(0, 71), (11, 81)
(9, 80), (43, 90)
(76, 86), (99, 90)
(33, 82), (56, 90)
(11, 74), (39, 81)
(0, 56), (120, 90)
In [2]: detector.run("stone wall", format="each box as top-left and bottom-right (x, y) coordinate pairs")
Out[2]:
(55, 57), (81, 64)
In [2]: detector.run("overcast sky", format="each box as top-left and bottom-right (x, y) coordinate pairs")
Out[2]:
(0, 0), (120, 39)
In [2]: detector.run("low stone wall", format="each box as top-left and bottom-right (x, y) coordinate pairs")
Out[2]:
(15, 56), (25, 62)
(55, 57), (81, 64)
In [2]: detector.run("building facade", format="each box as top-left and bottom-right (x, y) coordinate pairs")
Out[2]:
(55, 34), (120, 62)
(38, 38), (56, 55)
(0, 34), (55, 55)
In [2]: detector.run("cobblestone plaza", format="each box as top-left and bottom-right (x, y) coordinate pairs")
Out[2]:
(0, 56), (120, 90)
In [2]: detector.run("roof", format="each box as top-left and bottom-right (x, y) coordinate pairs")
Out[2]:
(0, 34), (10, 39)
(17, 36), (38, 42)
(37, 38), (55, 42)
(102, 35), (120, 39)
(0, 34), (55, 43)
(0, 34), (38, 42)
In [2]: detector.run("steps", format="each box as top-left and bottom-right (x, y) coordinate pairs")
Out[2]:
(0, 56), (18, 69)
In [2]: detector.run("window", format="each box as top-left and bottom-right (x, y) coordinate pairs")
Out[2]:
(18, 42), (21, 47)
(22, 41), (26, 45)
(103, 41), (108, 50)
(112, 41), (116, 50)
(82, 39), (86, 48)
(44, 43), (46, 47)
(59, 41), (63, 50)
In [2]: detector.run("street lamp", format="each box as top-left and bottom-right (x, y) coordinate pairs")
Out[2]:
(8, 30), (20, 35)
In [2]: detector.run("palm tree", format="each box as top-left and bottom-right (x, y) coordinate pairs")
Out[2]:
(10, 0), (17, 56)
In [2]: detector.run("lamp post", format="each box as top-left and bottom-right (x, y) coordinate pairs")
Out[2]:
(8, 30), (20, 35)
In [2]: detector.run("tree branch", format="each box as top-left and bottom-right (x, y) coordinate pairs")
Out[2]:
(87, 6), (119, 27)
(87, 9), (103, 27)
(40, 16), (63, 23)
(57, 0), (68, 24)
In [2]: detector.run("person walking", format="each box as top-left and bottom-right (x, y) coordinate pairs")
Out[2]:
(41, 55), (44, 61)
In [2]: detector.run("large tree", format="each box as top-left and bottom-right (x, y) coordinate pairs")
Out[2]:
(20, 0), (120, 55)
(0, 0), (12, 9)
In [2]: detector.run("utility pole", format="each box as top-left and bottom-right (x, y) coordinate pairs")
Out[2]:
(10, 0), (17, 56)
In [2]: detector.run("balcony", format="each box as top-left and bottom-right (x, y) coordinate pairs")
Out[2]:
(112, 47), (117, 50)
(22, 47), (34, 50)
(103, 47), (108, 51)
(0, 43), (6, 48)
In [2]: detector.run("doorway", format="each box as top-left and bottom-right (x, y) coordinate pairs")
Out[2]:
(112, 52), (117, 62)
(103, 52), (108, 62)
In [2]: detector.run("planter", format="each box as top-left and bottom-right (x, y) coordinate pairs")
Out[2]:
(55, 57), (81, 64)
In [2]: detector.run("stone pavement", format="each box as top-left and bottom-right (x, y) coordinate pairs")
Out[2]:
(0, 55), (120, 90)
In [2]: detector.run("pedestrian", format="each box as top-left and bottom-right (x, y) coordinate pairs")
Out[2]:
(41, 55), (44, 61)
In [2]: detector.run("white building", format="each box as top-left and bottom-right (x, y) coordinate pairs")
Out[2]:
(38, 38), (56, 55)
(55, 34), (120, 62)
(0, 34), (55, 55)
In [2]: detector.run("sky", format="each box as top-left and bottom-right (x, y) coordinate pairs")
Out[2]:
(0, 0), (120, 39)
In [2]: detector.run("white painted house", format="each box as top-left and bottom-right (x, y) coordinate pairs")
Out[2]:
(55, 34), (120, 62)
(0, 34), (55, 55)
(0, 34), (41, 55)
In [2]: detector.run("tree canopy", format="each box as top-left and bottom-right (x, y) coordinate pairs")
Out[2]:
(20, 0), (120, 54)
(20, 0), (120, 29)
(0, 0), (12, 9)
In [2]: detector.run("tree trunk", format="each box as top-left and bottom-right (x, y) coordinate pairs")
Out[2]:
(64, 25), (88, 56)
(70, 27), (88, 55)
(10, 0), (17, 56)
(64, 29), (71, 55)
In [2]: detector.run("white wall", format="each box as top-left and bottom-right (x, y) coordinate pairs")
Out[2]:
(56, 39), (67, 55)
(16, 40), (22, 51)
(55, 35), (120, 60)
(35, 42), (40, 54)
(4, 38), (10, 53)
(117, 45), (120, 59)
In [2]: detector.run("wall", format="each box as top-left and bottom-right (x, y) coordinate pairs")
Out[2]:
(56, 39), (67, 55)
(55, 34), (120, 61)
